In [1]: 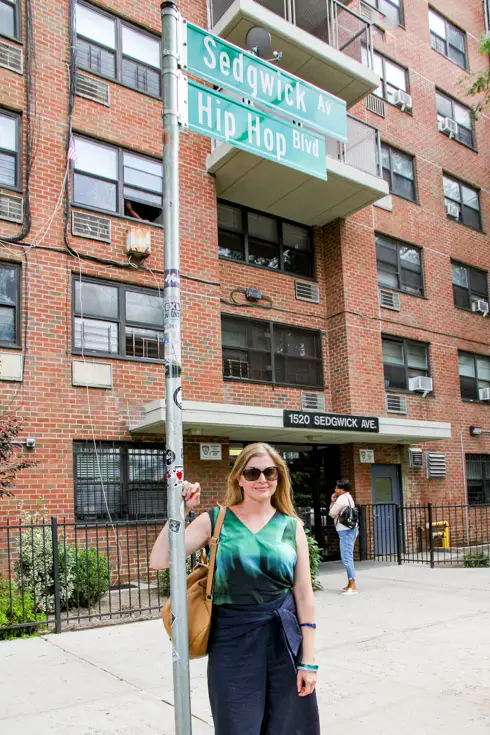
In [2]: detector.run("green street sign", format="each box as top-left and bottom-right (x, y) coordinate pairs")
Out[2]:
(183, 21), (347, 143)
(187, 80), (327, 181)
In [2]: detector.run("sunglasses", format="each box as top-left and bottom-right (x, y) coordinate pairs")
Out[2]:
(242, 466), (279, 482)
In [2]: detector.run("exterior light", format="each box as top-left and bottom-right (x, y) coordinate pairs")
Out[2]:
(469, 426), (482, 436)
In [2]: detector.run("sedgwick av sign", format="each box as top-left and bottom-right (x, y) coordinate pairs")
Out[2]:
(283, 410), (379, 433)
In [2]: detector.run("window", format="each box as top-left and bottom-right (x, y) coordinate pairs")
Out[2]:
(72, 277), (164, 360)
(376, 234), (423, 296)
(75, 1), (161, 97)
(371, 52), (408, 105)
(74, 441), (166, 521)
(429, 9), (467, 69)
(218, 201), (314, 279)
(466, 455), (490, 505)
(0, 0), (19, 39)
(451, 262), (488, 311)
(381, 144), (416, 202)
(364, 0), (403, 26)
(443, 175), (482, 231)
(0, 261), (20, 346)
(72, 136), (163, 222)
(382, 336), (429, 391)
(436, 91), (475, 148)
(459, 352), (490, 401)
(221, 315), (323, 388)
(0, 111), (20, 190)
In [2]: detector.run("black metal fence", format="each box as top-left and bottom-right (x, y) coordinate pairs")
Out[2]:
(359, 503), (490, 567)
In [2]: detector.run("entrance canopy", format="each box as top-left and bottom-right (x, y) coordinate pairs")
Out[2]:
(130, 400), (451, 444)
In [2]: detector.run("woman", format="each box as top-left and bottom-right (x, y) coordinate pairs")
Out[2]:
(329, 478), (358, 596)
(150, 442), (320, 735)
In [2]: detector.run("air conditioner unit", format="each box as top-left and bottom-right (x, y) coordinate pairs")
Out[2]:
(379, 289), (401, 311)
(445, 201), (460, 219)
(408, 447), (424, 468)
(438, 116), (458, 139)
(386, 394), (407, 414)
(479, 387), (490, 401)
(392, 89), (412, 112)
(301, 392), (325, 412)
(471, 299), (489, 316)
(408, 376), (433, 395)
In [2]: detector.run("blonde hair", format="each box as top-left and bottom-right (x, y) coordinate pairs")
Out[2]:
(226, 443), (298, 518)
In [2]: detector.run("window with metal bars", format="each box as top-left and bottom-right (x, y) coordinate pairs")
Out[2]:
(376, 233), (423, 296)
(218, 201), (314, 279)
(451, 261), (488, 311)
(429, 8), (467, 70)
(72, 276), (164, 361)
(466, 454), (490, 505)
(458, 352), (490, 401)
(221, 315), (323, 389)
(0, 110), (20, 190)
(75, 1), (161, 97)
(382, 335), (430, 391)
(0, 0), (19, 40)
(74, 441), (167, 521)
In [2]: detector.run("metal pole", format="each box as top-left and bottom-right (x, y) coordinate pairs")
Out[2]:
(428, 503), (434, 569)
(161, 3), (192, 733)
(51, 516), (62, 634)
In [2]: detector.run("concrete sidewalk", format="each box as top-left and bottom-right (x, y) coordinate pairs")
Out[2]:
(1, 563), (490, 734)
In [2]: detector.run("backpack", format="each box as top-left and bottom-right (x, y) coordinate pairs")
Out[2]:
(337, 495), (359, 530)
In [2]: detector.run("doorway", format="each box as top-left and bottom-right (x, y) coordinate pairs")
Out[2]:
(370, 464), (402, 556)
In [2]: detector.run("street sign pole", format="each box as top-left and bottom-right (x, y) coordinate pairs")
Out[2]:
(161, 2), (192, 734)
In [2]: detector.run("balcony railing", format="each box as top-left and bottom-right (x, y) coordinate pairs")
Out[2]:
(208, 0), (374, 68)
(325, 113), (381, 177)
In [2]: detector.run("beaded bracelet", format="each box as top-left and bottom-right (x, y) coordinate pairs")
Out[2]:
(299, 623), (317, 629)
(297, 663), (319, 671)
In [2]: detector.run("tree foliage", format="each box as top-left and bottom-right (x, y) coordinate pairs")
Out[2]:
(466, 34), (490, 117)
(0, 415), (37, 498)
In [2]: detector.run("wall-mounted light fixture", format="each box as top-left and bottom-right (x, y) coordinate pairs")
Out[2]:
(12, 437), (36, 449)
(469, 426), (490, 436)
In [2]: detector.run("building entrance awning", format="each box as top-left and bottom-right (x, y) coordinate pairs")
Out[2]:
(130, 400), (451, 445)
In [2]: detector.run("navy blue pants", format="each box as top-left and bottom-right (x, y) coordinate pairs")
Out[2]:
(207, 594), (320, 735)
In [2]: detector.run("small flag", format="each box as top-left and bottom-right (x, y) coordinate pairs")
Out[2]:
(67, 135), (78, 164)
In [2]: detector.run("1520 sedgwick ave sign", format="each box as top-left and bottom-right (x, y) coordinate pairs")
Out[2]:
(183, 21), (347, 143)
(284, 410), (380, 433)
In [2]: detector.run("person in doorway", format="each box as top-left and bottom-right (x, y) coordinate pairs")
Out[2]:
(150, 442), (320, 735)
(329, 478), (359, 596)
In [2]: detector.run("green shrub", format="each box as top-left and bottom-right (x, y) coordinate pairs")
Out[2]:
(68, 546), (110, 608)
(306, 530), (323, 591)
(0, 577), (45, 640)
(158, 556), (194, 597)
(463, 551), (490, 568)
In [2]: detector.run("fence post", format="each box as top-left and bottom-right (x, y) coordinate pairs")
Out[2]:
(359, 505), (367, 561)
(428, 503), (435, 569)
(396, 505), (403, 565)
(51, 516), (62, 634)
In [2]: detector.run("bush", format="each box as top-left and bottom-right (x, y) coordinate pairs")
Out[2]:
(306, 530), (323, 591)
(158, 556), (194, 597)
(0, 576), (45, 640)
(463, 551), (490, 568)
(14, 521), (110, 613)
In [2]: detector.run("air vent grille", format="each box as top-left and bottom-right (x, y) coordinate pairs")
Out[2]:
(72, 210), (111, 242)
(379, 289), (400, 311)
(366, 94), (386, 117)
(0, 193), (23, 223)
(426, 452), (446, 478)
(0, 40), (23, 74)
(408, 447), (424, 468)
(301, 392), (325, 412)
(75, 72), (110, 106)
(386, 394), (407, 414)
(295, 281), (320, 304)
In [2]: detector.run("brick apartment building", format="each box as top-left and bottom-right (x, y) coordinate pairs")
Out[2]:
(0, 0), (489, 559)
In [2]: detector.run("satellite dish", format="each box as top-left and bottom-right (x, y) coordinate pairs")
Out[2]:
(245, 26), (272, 58)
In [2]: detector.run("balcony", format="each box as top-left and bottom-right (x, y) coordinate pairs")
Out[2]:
(208, 0), (380, 107)
(207, 113), (389, 226)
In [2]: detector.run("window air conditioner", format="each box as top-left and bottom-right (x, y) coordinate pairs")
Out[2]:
(438, 116), (458, 139)
(479, 387), (490, 401)
(408, 376), (433, 395)
(471, 299), (489, 316)
(445, 201), (460, 219)
(392, 89), (412, 112)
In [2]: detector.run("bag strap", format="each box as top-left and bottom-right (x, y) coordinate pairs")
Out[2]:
(206, 505), (227, 601)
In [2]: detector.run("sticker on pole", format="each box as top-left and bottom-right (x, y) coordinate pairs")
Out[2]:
(164, 269), (180, 289)
(169, 520), (182, 533)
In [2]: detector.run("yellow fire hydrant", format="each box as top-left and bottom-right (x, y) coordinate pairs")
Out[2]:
(431, 520), (450, 548)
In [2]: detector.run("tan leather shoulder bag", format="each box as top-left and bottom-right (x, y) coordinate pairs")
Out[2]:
(161, 505), (227, 659)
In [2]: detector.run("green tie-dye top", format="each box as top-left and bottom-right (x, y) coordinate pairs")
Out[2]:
(208, 506), (298, 606)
